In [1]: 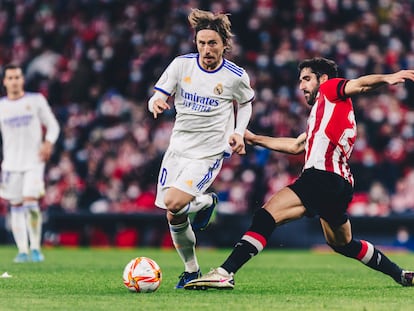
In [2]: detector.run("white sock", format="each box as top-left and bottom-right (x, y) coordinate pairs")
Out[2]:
(10, 205), (29, 254)
(174, 194), (213, 215)
(25, 202), (42, 251)
(169, 219), (199, 272)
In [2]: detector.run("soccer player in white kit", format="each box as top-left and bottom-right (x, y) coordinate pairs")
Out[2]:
(0, 64), (60, 262)
(148, 9), (254, 288)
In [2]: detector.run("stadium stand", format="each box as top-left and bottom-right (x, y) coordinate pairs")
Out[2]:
(0, 0), (413, 247)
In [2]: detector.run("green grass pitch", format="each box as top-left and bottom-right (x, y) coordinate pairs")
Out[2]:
(0, 246), (412, 310)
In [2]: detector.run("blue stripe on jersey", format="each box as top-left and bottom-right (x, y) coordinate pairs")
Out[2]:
(224, 60), (243, 74)
(178, 53), (198, 59)
(223, 60), (244, 77)
(154, 86), (171, 96)
(196, 159), (221, 190)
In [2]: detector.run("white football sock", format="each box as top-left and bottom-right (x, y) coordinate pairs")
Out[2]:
(10, 205), (29, 254)
(25, 201), (42, 251)
(173, 194), (213, 215)
(169, 219), (199, 272)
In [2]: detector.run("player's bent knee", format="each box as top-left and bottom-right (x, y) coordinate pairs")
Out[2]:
(164, 200), (185, 215)
(163, 195), (179, 211)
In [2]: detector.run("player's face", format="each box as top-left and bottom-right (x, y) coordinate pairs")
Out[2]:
(3, 68), (25, 99)
(299, 67), (320, 106)
(196, 29), (226, 71)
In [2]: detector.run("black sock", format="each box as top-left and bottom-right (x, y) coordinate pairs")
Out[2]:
(221, 208), (276, 274)
(329, 239), (402, 282)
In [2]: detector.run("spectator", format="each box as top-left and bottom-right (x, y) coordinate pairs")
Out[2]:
(0, 1), (412, 218)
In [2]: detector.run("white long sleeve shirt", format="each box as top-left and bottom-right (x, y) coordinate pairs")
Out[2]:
(0, 92), (60, 171)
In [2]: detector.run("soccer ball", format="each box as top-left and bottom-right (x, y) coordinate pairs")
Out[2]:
(122, 257), (162, 293)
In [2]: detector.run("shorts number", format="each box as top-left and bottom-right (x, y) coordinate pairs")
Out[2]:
(159, 168), (167, 186)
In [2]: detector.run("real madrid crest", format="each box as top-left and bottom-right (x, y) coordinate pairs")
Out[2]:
(214, 83), (223, 95)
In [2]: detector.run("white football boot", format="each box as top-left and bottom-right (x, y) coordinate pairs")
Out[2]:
(184, 267), (234, 290)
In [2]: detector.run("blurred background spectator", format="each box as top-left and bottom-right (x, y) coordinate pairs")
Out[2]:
(0, 0), (413, 222)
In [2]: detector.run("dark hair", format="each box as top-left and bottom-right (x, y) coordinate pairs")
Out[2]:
(2, 64), (22, 79)
(298, 57), (338, 79)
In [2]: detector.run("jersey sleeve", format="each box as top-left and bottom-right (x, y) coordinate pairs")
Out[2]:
(153, 57), (180, 97)
(37, 94), (60, 144)
(320, 78), (349, 103)
(233, 71), (255, 105)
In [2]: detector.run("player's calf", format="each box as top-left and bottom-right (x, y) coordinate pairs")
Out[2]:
(329, 239), (405, 285)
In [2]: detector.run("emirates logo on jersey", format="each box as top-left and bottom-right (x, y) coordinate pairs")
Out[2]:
(214, 83), (223, 95)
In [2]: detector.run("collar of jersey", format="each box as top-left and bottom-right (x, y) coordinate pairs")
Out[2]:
(197, 54), (225, 73)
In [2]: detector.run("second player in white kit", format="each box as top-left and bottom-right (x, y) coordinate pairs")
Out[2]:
(0, 64), (60, 262)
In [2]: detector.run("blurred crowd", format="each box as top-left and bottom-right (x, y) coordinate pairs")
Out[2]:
(0, 0), (413, 218)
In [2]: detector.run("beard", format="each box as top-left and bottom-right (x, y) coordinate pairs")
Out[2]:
(306, 82), (320, 106)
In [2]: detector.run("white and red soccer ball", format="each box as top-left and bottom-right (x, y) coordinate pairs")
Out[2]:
(123, 257), (162, 293)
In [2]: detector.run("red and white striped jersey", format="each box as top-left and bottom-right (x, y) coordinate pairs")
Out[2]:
(304, 78), (357, 186)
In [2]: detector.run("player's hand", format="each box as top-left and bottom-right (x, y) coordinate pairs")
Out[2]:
(295, 132), (307, 145)
(152, 98), (170, 119)
(244, 129), (256, 145)
(385, 70), (414, 85)
(39, 141), (53, 162)
(229, 133), (246, 155)
(293, 132), (307, 153)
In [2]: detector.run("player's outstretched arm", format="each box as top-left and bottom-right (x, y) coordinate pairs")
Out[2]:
(244, 129), (306, 155)
(345, 69), (414, 96)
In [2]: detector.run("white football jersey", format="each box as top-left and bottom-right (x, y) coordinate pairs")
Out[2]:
(154, 53), (254, 158)
(0, 92), (60, 171)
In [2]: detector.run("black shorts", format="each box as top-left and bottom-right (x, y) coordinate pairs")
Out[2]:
(288, 167), (354, 227)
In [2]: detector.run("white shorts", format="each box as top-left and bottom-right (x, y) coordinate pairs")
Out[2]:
(155, 149), (224, 209)
(0, 164), (45, 204)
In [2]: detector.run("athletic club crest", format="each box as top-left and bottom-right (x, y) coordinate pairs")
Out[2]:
(214, 83), (223, 95)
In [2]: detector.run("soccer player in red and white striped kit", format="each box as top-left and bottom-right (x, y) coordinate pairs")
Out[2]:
(185, 57), (414, 289)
